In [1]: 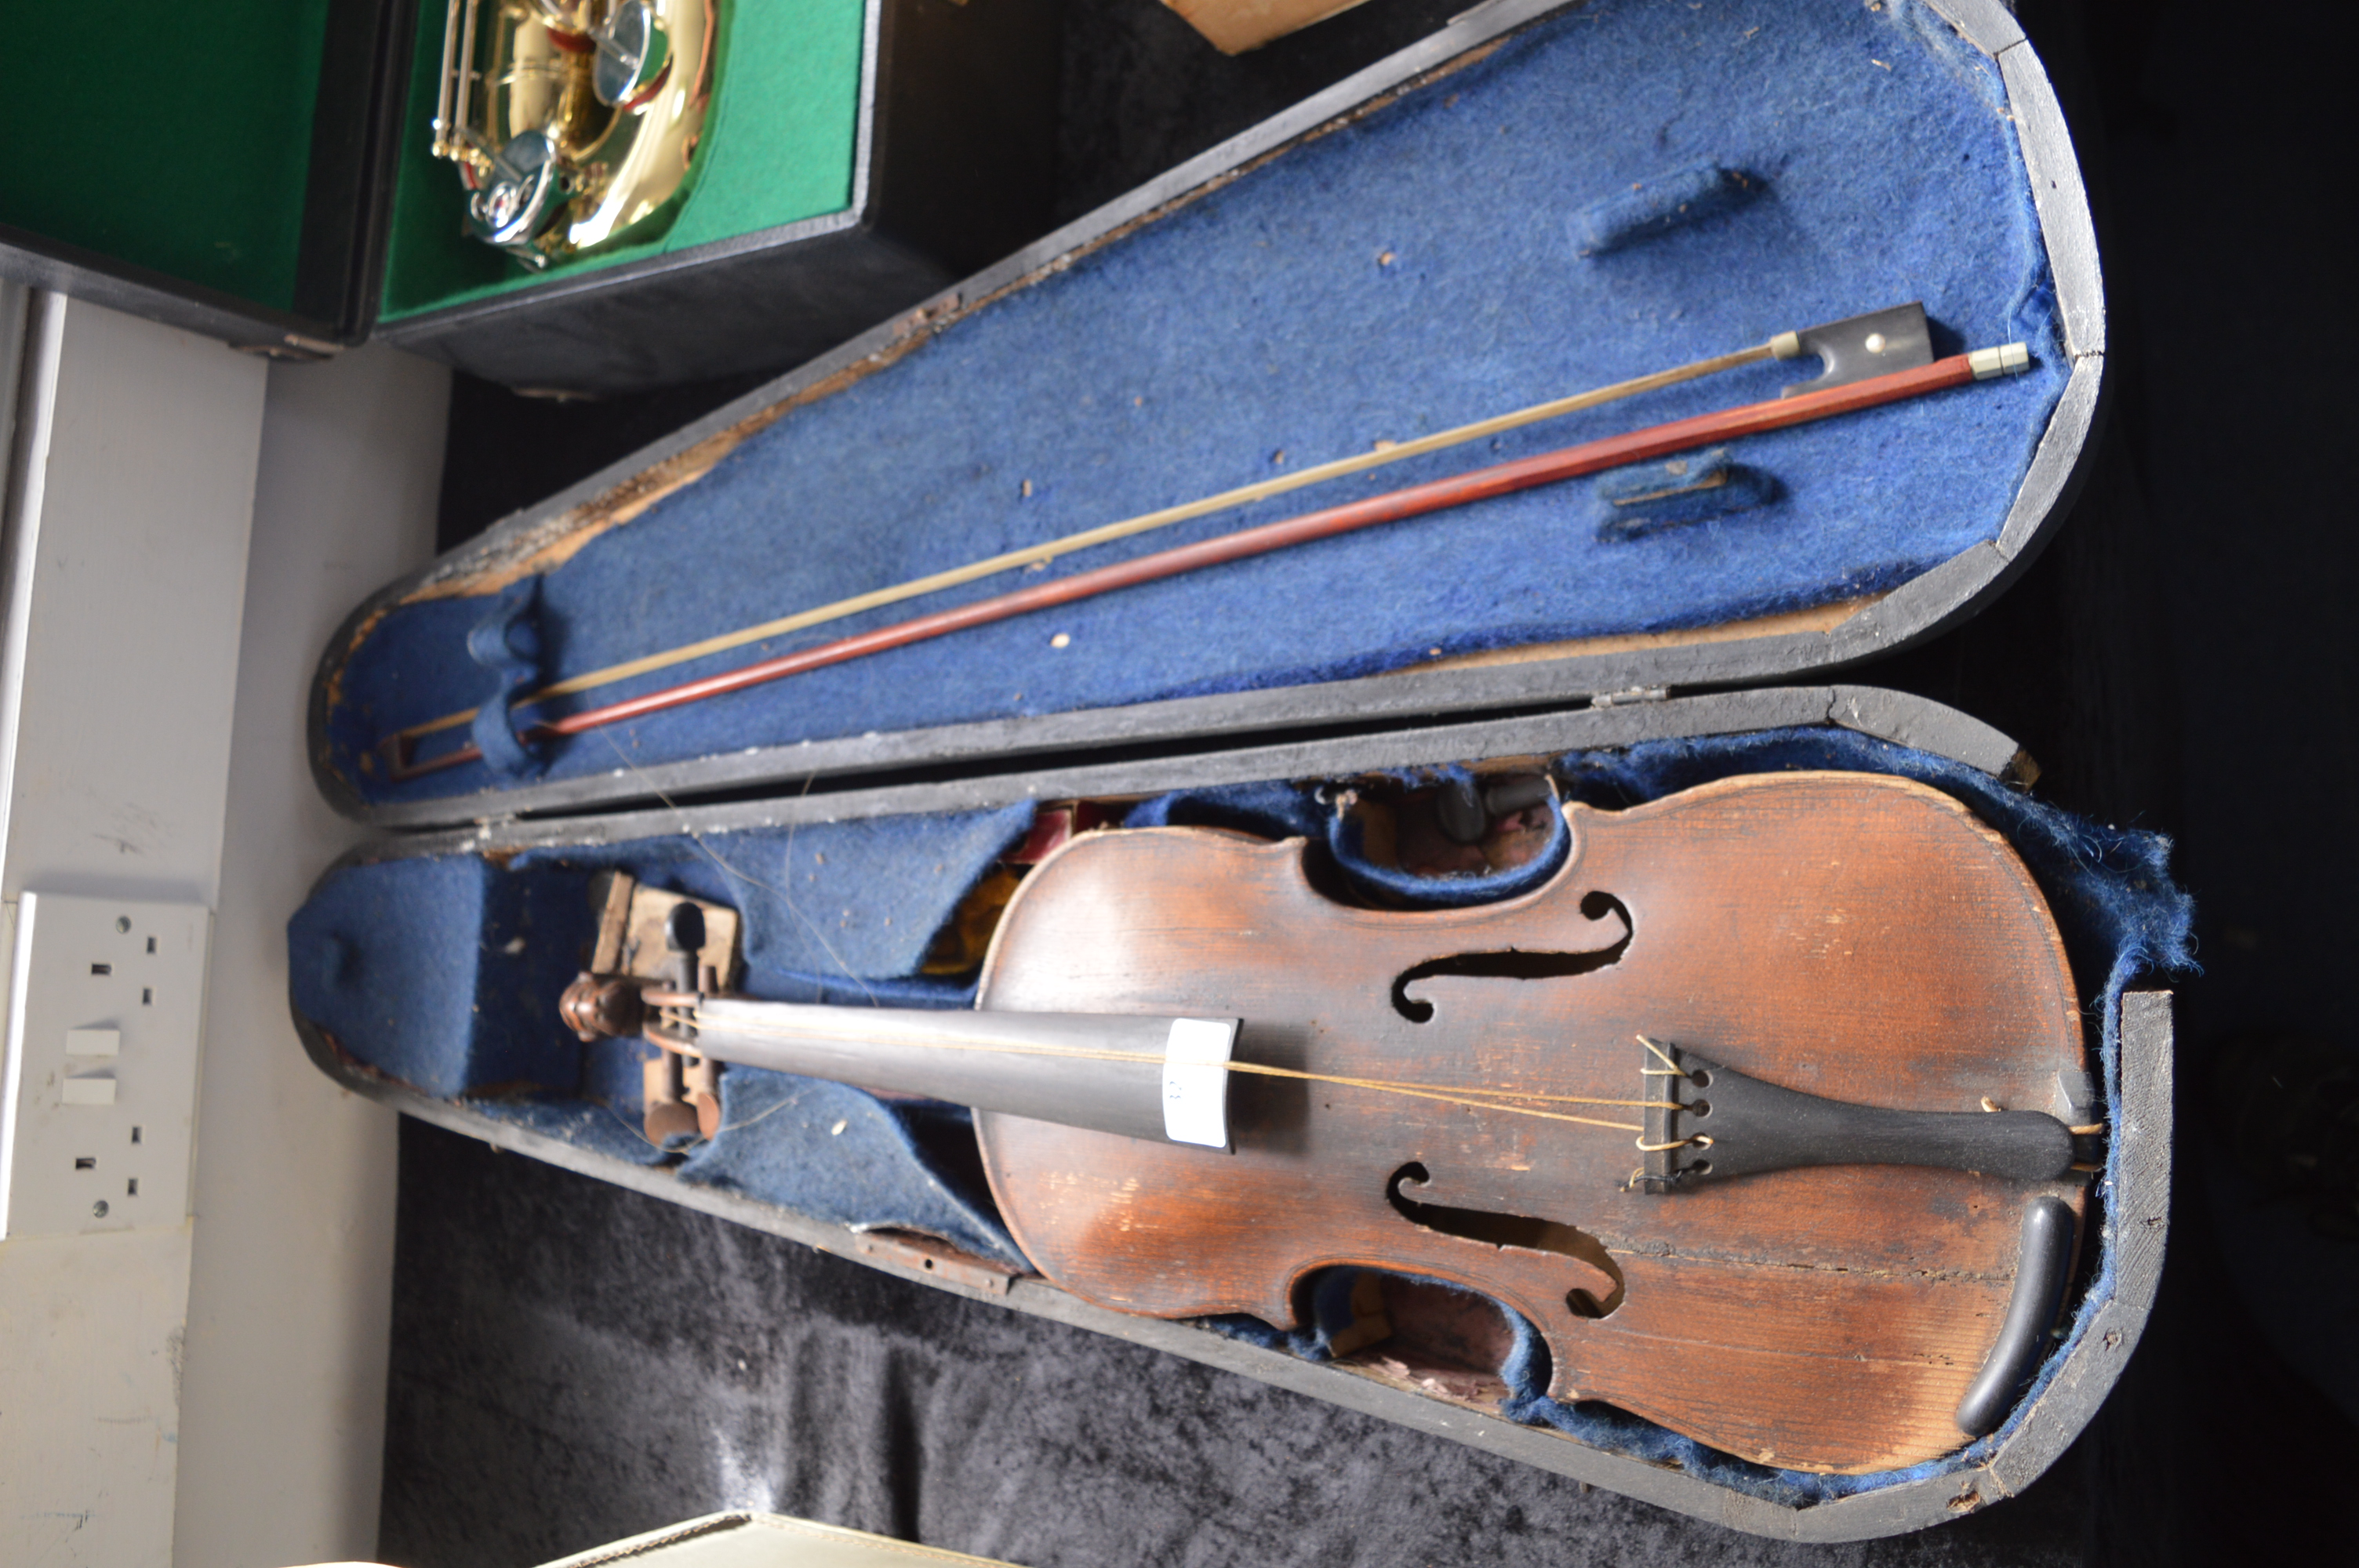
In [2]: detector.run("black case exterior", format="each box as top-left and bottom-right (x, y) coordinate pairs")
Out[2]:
(0, 0), (1061, 392)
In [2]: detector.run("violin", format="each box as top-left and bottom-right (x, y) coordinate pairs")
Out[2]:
(562, 771), (2092, 1475)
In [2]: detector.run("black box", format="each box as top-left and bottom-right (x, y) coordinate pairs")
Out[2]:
(0, 0), (1060, 393)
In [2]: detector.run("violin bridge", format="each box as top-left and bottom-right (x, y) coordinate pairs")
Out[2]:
(1635, 1037), (1700, 1193)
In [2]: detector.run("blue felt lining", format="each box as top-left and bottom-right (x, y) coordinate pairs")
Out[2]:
(672, 1072), (1026, 1265)
(503, 803), (1037, 982)
(289, 854), (589, 1100)
(1129, 767), (1573, 908)
(286, 727), (2191, 1499)
(1329, 800), (1571, 909)
(1592, 448), (1781, 539)
(1572, 160), (1762, 256)
(290, 805), (1030, 1254)
(324, 0), (2069, 808)
(467, 579), (549, 781)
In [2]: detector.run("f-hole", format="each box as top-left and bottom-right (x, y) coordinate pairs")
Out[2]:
(1387, 1163), (1627, 1318)
(1390, 892), (1631, 1023)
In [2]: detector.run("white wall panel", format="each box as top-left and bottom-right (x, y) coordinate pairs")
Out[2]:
(173, 344), (446, 1568)
(0, 294), (266, 1567)
(0, 296), (445, 1568)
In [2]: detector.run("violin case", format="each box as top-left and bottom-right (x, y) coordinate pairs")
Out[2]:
(290, 0), (2189, 1541)
(0, 0), (1059, 394)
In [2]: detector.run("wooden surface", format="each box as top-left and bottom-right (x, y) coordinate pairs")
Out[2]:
(976, 772), (2085, 1473)
(1162, 0), (1374, 56)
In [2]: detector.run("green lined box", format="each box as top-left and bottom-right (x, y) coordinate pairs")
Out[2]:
(0, 0), (1059, 392)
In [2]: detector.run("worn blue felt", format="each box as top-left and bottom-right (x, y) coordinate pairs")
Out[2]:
(466, 579), (548, 780)
(673, 1074), (1026, 1265)
(286, 731), (2191, 1494)
(289, 855), (588, 1100)
(289, 804), (1031, 1250)
(1130, 767), (1574, 908)
(1329, 779), (1572, 908)
(503, 802), (1037, 981)
(325, 0), (2066, 807)
(1573, 160), (1761, 256)
(1592, 447), (1782, 539)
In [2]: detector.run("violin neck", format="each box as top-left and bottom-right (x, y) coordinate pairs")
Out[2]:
(678, 997), (1238, 1150)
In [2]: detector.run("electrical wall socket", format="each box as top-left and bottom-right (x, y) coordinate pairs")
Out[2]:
(0, 892), (211, 1240)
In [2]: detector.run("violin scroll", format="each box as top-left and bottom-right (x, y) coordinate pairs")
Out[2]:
(560, 971), (645, 1041)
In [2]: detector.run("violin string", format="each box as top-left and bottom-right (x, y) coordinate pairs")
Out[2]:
(600, 1080), (812, 1155)
(682, 1004), (1659, 1107)
(590, 728), (882, 1007)
(680, 1005), (1663, 1132)
(696, 1015), (1657, 1131)
(391, 342), (1779, 746)
(1223, 1064), (1651, 1131)
(1637, 1035), (1685, 1073)
(662, 1010), (2099, 1157)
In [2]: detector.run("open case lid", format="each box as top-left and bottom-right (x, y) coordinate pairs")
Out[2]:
(287, 686), (2179, 1540)
(311, 0), (2105, 829)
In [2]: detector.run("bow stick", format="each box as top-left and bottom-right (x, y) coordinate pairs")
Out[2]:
(380, 305), (1928, 764)
(387, 327), (2028, 782)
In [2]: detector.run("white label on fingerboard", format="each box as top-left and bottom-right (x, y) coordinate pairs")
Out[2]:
(1162, 1018), (1235, 1150)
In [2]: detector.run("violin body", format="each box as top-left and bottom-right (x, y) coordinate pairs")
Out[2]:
(972, 771), (2085, 1474)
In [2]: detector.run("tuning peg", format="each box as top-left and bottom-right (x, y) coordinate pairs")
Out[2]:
(664, 901), (706, 993)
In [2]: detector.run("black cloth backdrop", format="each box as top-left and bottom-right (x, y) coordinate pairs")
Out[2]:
(383, 1), (2359, 1563)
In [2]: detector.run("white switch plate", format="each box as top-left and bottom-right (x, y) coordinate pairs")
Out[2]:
(0, 892), (211, 1240)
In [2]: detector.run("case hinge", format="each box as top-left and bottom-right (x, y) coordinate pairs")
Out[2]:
(1589, 685), (1670, 709)
(852, 1230), (1022, 1295)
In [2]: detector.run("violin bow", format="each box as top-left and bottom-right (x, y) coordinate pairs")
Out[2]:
(384, 307), (1909, 760)
(386, 307), (2026, 780)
